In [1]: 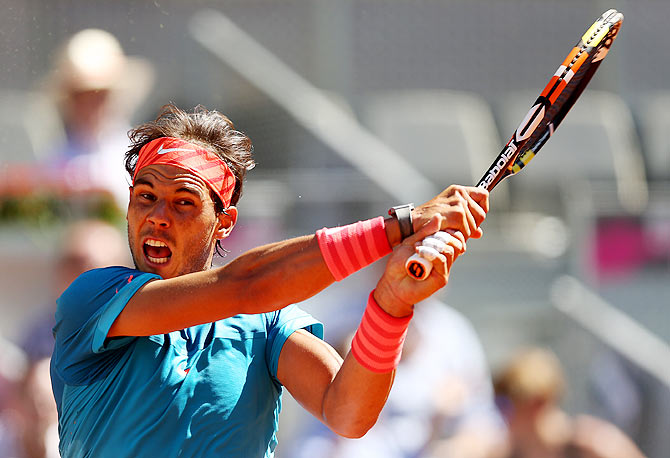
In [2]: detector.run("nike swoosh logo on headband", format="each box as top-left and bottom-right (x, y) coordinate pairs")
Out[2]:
(157, 145), (196, 155)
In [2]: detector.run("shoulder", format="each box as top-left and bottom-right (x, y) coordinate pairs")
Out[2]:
(57, 266), (158, 322)
(220, 305), (319, 334)
(71, 265), (139, 286)
(267, 305), (323, 338)
(60, 267), (140, 303)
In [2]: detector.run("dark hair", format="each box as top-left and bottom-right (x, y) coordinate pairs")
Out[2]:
(125, 103), (255, 255)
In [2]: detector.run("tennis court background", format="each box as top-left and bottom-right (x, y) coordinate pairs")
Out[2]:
(0, 0), (668, 456)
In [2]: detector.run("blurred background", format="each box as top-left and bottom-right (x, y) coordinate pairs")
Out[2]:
(0, 0), (668, 457)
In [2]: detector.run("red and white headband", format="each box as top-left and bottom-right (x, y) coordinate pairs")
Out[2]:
(133, 137), (236, 208)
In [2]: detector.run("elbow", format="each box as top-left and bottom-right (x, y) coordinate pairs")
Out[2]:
(337, 428), (370, 440)
(329, 416), (379, 439)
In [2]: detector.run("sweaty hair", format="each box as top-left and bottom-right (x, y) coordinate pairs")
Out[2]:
(124, 103), (255, 209)
(125, 103), (255, 255)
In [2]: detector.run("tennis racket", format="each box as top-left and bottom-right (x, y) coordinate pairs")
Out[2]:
(406, 9), (624, 280)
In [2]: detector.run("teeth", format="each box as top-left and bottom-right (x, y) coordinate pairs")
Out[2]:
(147, 255), (169, 264)
(145, 239), (168, 247)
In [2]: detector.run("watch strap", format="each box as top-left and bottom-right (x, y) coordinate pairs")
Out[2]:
(388, 203), (415, 241)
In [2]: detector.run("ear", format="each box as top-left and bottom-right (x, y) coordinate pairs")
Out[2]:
(215, 206), (238, 240)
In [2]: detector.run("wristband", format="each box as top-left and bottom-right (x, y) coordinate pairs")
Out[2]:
(388, 203), (414, 241)
(316, 217), (392, 281)
(350, 291), (413, 373)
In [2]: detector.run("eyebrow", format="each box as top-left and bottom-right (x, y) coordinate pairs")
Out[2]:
(133, 178), (153, 188)
(174, 186), (203, 198)
(134, 179), (201, 195)
(133, 176), (205, 199)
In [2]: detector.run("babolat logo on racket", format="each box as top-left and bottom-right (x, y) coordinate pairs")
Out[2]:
(479, 96), (549, 188)
(480, 142), (518, 187)
(409, 9), (624, 281)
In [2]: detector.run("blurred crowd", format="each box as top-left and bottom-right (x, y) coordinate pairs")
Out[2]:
(0, 27), (655, 458)
(0, 28), (143, 458)
(0, 218), (130, 457)
(275, 283), (648, 458)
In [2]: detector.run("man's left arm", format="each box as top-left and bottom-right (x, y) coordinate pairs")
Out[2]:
(277, 329), (388, 438)
(277, 217), (467, 437)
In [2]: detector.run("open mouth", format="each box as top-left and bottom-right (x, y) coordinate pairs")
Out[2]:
(143, 239), (173, 265)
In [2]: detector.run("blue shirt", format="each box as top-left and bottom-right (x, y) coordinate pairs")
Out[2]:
(51, 266), (323, 457)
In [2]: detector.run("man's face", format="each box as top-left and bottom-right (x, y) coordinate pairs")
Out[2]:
(127, 164), (236, 279)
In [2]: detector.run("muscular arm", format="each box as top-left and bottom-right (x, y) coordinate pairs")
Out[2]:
(109, 185), (488, 338)
(109, 235), (333, 337)
(278, 216), (473, 438)
(278, 329), (394, 438)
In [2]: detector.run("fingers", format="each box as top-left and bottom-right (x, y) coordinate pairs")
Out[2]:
(440, 185), (488, 239)
(418, 230), (465, 259)
(416, 231), (464, 268)
(458, 186), (488, 227)
(462, 185), (490, 213)
(404, 214), (443, 246)
(445, 229), (467, 253)
(415, 245), (446, 263)
(405, 229), (466, 280)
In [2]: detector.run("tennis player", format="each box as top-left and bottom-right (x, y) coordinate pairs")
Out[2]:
(50, 104), (489, 457)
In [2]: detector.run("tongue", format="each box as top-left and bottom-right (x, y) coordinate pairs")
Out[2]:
(146, 245), (171, 259)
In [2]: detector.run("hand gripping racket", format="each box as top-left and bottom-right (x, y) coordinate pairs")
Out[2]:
(406, 9), (624, 280)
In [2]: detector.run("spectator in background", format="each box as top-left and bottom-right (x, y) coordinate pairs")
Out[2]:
(493, 347), (646, 458)
(0, 337), (27, 458)
(285, 295), (507, 458)
(0, 220), (130, 458)
(588, 349), (670, 458)
(11, 357), (59, 458)
(41, 28), (154, 209)
(20, 219), (130, 362)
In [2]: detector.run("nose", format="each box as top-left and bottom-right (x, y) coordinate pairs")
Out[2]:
(147, 200), (171, 228)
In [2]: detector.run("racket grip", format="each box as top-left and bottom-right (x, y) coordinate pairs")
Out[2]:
(405, 253), (432, 281)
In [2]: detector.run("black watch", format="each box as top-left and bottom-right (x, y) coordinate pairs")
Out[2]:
(388, 203), (415, 241)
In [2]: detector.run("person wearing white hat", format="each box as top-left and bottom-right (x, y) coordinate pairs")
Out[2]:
(43, 28), (154, 209)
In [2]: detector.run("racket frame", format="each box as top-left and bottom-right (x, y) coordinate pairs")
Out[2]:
(406, 9), (624, 281)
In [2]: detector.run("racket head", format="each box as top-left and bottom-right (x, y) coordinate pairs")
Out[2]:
(477, 9), (624, 191)
(407, 10), (623, 281)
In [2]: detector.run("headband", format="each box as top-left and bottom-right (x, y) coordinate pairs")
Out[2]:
(133, 137), (236, 208)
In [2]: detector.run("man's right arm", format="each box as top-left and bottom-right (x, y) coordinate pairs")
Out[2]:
(108, 185), (488, 338)
(108, 234), (333, 337)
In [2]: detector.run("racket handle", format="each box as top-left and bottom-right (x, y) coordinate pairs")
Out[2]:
(405, 253), (432, 281)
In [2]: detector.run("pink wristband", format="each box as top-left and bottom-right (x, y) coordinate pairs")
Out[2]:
(316, 216), (392, 281)
(350, 291), (413, 373)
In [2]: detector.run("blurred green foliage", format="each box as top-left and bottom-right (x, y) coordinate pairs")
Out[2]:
(0, 192), (124, 227)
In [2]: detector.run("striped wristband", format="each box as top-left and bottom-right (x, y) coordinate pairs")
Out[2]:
(316, 216), (392, 281)
(350, 291), (413, 373)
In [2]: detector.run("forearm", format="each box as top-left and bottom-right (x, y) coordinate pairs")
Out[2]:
(111, 235), (333, 336)
(223, 234), (335, 311)
(321, 354), (396, 438)
(285, 191), (489, 438)
(321, 289), (413, 437)
(221, 214), (402, 311)
(276, 288), (415, 441)
(112, 216), (398, 337)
